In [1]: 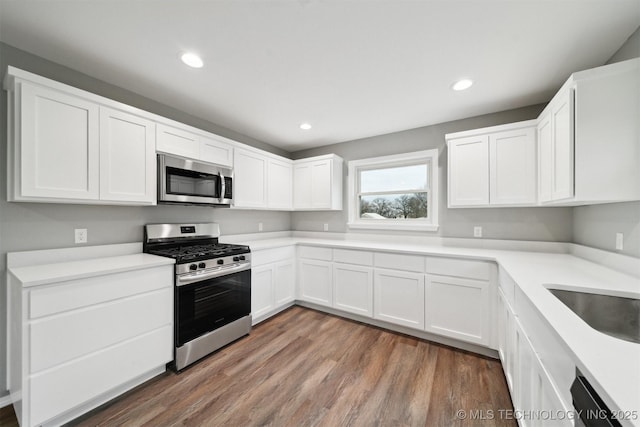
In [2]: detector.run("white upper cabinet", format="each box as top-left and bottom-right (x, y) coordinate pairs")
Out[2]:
(537, 85), (574, 203)
(449, 58), (640, 208)
(156, 123), (200, 160)
(232, 146), (294, 210)
(200, 135), (234, 167)
(157, 123), (234, 167)
(234, 147), (269, 208)
(293, 154), (343, 210)
(540, 58), (640, 205)
(489, 126), (537, 205)
(5, 68), (156, 205)
(267, 157), (293, 210)
(447, 120), (537, 208)
(99, 107), (156, 204)
(447, 135), (490, 207)
(16, 82), (100, 201)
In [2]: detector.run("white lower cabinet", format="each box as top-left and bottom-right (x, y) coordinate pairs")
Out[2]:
(251, 247), (296, 324)
(274, 261), (295, 306)
(298, 259), (333, 307)
(498, 283), (573, 427)
(7, 264), (173, 427)
(252, 265), (275, 321)
(333, 263), (373, 317)
(425, 274), (490, 346)
(373, 269), (425, 329)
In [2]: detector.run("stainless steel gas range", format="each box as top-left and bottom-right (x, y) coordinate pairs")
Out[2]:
(143, 223), (251, 371)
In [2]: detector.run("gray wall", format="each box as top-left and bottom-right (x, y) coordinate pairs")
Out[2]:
(0, 42), (292, 397)
(291, 106), (574, 241)
(572, 26), (640, 257)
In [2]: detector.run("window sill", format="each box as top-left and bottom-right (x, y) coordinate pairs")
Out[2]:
(347, 222), (439, 232)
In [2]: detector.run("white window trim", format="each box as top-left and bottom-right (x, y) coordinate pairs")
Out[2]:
(347, 149), (439, 232)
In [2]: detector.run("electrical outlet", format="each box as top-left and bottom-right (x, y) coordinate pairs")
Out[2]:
(473, 226), (482, 238)
(615, 233), (624, 251)
(323, 223), (329, 232)
(74, 228), (87, 244)
(258, 222), (263, 232)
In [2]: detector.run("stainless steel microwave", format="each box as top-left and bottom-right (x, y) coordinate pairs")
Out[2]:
(157, 154), (233, 206)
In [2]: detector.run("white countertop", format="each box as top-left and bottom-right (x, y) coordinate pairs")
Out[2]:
(9, 253), (175, 287)
(236, 235), (640, 426)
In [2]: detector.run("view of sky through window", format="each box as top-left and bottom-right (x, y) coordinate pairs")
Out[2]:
(360, 164), (428, 193)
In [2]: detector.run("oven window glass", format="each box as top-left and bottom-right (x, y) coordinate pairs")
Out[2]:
(176, 269), (251, 346)
(166, 166), (220, 198)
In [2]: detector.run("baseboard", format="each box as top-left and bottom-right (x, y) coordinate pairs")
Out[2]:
(0, 394), (12, 408)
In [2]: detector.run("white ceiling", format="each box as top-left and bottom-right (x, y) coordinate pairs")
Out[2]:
(1, 1), (638, 152)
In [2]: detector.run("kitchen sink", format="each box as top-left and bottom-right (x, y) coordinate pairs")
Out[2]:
(548, 288), (640, 344)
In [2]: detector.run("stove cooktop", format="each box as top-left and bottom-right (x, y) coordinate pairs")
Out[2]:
(147, 243), (250, 263)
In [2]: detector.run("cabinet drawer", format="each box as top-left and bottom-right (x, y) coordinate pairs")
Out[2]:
(298, 246), (332, 261)
(374, 252), (425, 272)
(30, 288), (172, 373)
(29, 266), (173, 319)
(498, 266), (516, 308)
(251, 246), (295, 267)
(30, 325), (172, 427)
(426, 257), (491, 281)
(333, 249), (373, 266)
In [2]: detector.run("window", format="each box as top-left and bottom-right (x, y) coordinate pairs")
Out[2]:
(347, 149), (439, 231)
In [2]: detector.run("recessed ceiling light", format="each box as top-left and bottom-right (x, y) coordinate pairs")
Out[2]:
(452, 79), (473, 91)
(300, 123), (312, 130)
(181, 52), (203, 68)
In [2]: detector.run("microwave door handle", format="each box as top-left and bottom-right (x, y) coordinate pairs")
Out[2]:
(219, 171), (225, 203)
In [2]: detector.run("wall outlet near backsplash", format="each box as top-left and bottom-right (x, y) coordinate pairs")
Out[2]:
(74, 228), (88, 244)
(258, 222), (264, 232)
(615, 232), (623, 251)
(473, 226), (482, 238)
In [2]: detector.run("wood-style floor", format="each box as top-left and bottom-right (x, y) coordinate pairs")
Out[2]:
(0, 307), (516, 427)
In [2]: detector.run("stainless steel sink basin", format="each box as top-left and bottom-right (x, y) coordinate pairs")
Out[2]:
(548, 288), (640, 344)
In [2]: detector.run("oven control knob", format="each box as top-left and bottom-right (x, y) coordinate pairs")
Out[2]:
(217, 259), (224, 265)
(198, 262), (206, 269)
(239, 255), (246, 261)
(233, 256), (240, 262)
(189, 264), (198, 271)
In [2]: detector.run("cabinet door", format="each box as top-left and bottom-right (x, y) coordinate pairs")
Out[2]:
(311, 160), (332, 208)
(200, 135), (233, 167)
(20, 83), (99, 200)
(333, 264), (373, 317)
(489, 127), (536, 205)
(234, 148), (268, 208)
(274, 260), (295, 306)
(424, 275), (490, 346)
(156, 123), (200, 159)
(252, 265), (275, 320)
(551, 90), (574, 201)
(497, 289), (508, 365)
(268, 158), (293, 209)
(99, 107), (156, 204)
(293, 162), (312, 209)
(537, 115), (553, 203)
(448, 135), (489, 206)
(504, 305), (517, 395)
(514, 321), (535, 427)
(373, 269), (425, 329)
(298, 259), (333, 307)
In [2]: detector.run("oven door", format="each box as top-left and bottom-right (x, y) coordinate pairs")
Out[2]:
(158, 154), (233, 205)
(175, 267), (251, 347)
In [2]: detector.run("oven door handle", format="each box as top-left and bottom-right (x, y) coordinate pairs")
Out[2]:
(177, 263), (251, 286)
